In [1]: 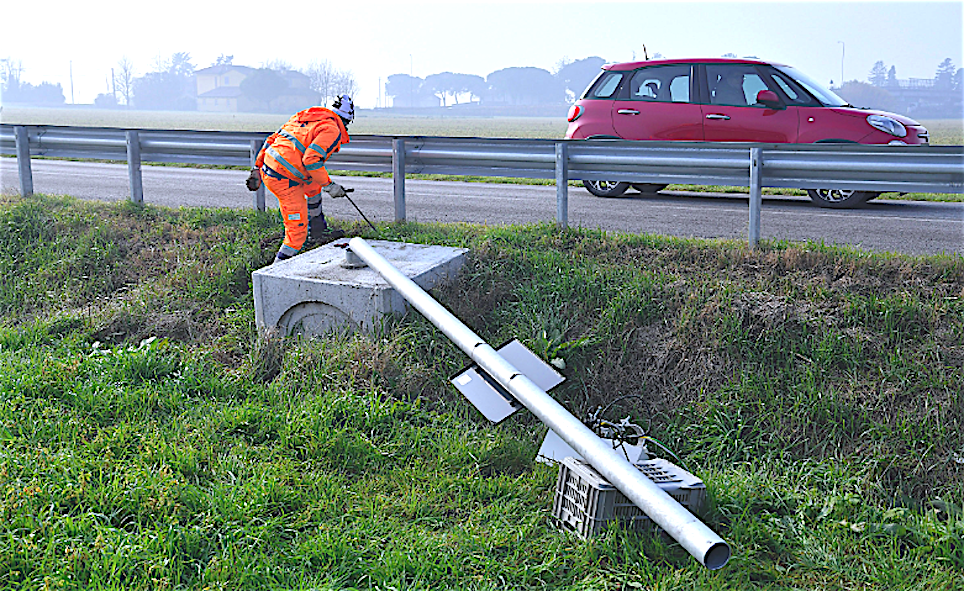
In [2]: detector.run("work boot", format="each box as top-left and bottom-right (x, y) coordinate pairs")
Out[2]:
(308, 225), (345, 244)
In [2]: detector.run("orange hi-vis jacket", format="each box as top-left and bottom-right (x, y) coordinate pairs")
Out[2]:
(255, 107), (350, 187)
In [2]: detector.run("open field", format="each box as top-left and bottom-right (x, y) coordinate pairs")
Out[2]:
(1, 194), (963, 589)
(1, 107), (568, 138)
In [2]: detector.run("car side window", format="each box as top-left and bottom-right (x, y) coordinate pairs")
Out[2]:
(707, 65), (769, 107)
(768, 70), (817, 105)
(587, 72), (625, 99)
(626, 65), (691, 103)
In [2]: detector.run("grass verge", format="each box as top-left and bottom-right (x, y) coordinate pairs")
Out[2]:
(1, 194), (963, 589)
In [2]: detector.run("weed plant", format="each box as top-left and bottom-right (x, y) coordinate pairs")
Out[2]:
(1, 194), (962, 589)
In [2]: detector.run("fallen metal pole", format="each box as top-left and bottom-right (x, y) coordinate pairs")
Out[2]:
(347, 237), (731, 570)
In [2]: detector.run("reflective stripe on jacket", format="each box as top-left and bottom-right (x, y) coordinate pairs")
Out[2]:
(255, 107), (349, 187)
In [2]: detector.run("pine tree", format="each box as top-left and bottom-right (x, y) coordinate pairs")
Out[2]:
(869, 61), (887, 86)
(935, 58), (956, 89)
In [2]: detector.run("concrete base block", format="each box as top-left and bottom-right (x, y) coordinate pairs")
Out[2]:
(253, 240), (469, 337)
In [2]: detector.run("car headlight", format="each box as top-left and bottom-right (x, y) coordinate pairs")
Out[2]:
(867, 115), (907, 138)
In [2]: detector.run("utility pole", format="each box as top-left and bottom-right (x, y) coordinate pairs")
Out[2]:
(837, 41), (845, 86)
(69, 60), (75, 104)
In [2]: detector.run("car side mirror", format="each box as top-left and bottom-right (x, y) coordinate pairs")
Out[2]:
(756, 90), (783, 109)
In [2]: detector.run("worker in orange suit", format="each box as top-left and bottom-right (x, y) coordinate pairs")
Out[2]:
(247, 95), (354, 263)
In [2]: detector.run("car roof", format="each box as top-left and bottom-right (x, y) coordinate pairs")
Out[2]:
(603, 57), (786, 70)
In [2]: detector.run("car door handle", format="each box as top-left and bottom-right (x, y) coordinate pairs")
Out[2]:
(617, 109), (640, 115)
(705, 114), (731, 120)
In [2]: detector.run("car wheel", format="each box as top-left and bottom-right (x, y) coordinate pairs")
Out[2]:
(806, 189), (878, 208)
(632, 183), (668, 194)
(583, 180), (630, 197)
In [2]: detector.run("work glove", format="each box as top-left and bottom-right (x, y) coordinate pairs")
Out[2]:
(245, 168), (262, 191)
(323, 182), (348, 198)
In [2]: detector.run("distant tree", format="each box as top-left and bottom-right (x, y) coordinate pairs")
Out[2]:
(168, 52), (195, 77)
(262, 59), (294, 73)
(837, 80), (898, 112)
(113, 57), (135, 107)
(954, 68), (963, 92)
(721, 53), (737, 58)
(554, 56), (573, 74)
(5, 81), (65, 105)
(94, 92), (118, 108)
(305, 60), (335, 104)
(935, 58), (956, 89)
(332, 68), (358, 101)
(385, 73), (432, 107)
(304, 60), (357, 105)
(240, 69), (288, 112)
(886, 65), (898, 87)
(460, 73), (487, 103)
(423, 72), (485, 105)
(132, 52), (196, 110)
(1, 58), (24, 92)
(214, 54), (234, 66)
(8, 81), (65, 106)
(554, 56), (606, 103)
(486, 67), (564, 105)
(133, 72), (184, 109)
(37, 82), (66, 105)
(423, 72), (454, 106)
(1, 59), (65, 106)
(869, 60), (887, 86)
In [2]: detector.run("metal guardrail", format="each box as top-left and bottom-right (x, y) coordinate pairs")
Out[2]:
(3, 124), (962, 246)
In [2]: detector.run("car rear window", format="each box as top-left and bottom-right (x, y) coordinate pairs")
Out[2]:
(583, 71), (625, 99)
(627, 65), (691, 103)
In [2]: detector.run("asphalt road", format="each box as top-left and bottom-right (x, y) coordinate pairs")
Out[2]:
(2, 158), (962, 256)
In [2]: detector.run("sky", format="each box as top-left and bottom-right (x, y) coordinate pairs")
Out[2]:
(2, 0), (962, 109)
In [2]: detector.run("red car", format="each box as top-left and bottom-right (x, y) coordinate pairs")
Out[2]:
(566, 57), (930, 207)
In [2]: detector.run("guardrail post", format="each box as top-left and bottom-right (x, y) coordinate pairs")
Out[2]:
(555, 142), (569, 228)
(249, 139), (265, 212)
(126, 130), (144, 204)
(393, 138), (406, 222)
(749, 147), (762, 247)
(14, 126), (34, 197)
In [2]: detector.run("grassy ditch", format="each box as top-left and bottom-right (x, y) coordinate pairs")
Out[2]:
(1, 194), (963, 590)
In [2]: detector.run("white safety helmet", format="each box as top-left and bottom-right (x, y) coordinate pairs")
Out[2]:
(331, 94), (354, 123)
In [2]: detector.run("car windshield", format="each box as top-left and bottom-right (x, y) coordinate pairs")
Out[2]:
(776, 66), (849, 106)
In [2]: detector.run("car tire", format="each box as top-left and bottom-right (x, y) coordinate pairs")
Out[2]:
(632, 183), (668, 194)
(806, 189), (878, 208)
(583, 180), (630, 197)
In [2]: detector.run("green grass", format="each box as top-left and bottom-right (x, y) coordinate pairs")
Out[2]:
(2, 194), (964, 589)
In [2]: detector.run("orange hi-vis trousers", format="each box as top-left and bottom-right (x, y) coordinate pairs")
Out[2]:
(264, 175), (324, 259)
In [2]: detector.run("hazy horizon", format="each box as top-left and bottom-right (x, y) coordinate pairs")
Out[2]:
(3, 1), (962, 109)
